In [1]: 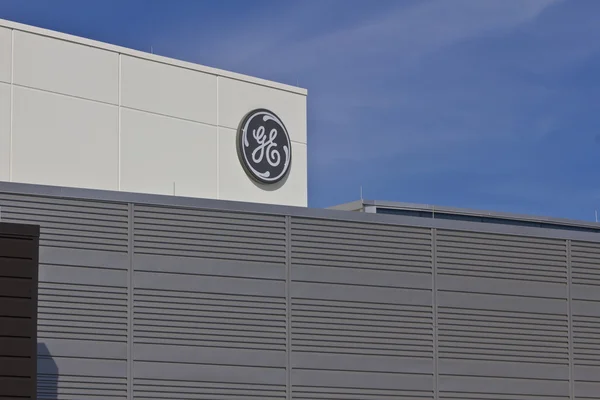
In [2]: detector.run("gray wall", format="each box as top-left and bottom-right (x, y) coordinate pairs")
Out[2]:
(0, 183), (598, 400)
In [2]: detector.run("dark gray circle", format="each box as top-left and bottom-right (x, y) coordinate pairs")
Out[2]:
(237, 109), (292, 184)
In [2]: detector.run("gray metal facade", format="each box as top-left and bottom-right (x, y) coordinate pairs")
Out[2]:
(0, 182), (599, 400)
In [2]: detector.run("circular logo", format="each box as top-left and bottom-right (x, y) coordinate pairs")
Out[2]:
(237, 109), (292, 184)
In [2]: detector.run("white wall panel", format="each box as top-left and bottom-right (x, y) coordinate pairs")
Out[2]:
(0, 27), (11, 84)
(120, 108), (217, 198)
(218, 127), (307, 206)
(0, 83), (9, 181)
(3, 20), (308, 207)
(218, 77), (307, 144)
(13, 31), (118, 104)
(121, 55), (217, 124)
(12, 87), (118, 190)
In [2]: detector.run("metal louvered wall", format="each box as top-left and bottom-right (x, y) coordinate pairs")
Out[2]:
(436, 230), (570, 400)
(290, 218), (434, 400)
(0, 193), (129, 400)
(571, 241), (600, 399)
(132, 205), (287, 399)
(0, 186), (599, 400)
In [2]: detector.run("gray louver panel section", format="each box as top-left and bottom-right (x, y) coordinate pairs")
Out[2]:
(0, 193), (129, 252)
(571, 240), (600, 400)
(38, 375), (127, 400)
(38, 281), (127, 342)
(0, 193), (129, 400)
(437, 230), (567, 284)
(134, 287), (285, 350)
(133, 205), (286, 263)
(133, 205), (287, 400)
(291, 219), (432, 272)
(437, 230), (569, 400)
(133, 376), (286, 399)
(291, 373), (433, 400)
(290, 218), (434, 399)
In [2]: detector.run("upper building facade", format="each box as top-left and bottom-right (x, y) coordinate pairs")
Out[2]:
(0, 18), (308, 207)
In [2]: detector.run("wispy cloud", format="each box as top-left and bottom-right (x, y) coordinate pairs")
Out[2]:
(197, 0), (564, 75)
(154, 0), (600, 213)
(168, 0), (571, 165)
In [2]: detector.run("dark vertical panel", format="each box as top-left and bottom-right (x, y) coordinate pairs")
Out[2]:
(0, 222), (40, 400)
(30, 224), (39, 400)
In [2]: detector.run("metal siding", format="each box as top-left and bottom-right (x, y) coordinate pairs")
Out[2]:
(1, 186), (600, 399)
(0, 193), (128, 400)
(437, 229), (570, 400)
(571, 240), (600, 400)
(132, 204), (287, 399)
(290, 218), (434, 399)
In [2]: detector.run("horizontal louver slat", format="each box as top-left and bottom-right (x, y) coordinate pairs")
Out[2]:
(0, 194), (128, 252)
(134, 206), (286, 263)
(290, 217), (434, 370)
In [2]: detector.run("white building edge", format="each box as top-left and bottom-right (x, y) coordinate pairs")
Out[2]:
(0, 18), (308, 207)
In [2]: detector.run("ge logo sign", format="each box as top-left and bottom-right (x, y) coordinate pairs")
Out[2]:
(237, 109), (292, 184)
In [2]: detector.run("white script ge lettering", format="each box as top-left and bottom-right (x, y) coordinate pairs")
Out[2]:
(251, 126), (281, 167)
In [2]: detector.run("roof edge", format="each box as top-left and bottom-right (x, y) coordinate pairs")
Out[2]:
(333, 199), (600, 231)
(327, 200), (364, 212)
(1, 182), (599, 243)
(0, 18), (308, 96)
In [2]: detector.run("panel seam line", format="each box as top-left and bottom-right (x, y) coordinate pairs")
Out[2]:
(432, 228), (438, 400)
(9, 29), (14, 181)
(127, 203), (134, 400)
(8, 82), (225, 129)
(285, 215), (291, 400)
(216, 76), (220, 199)
(567, 239), (574, 400)
(118, 54), (122, 191)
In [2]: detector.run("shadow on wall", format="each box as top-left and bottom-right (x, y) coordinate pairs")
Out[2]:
(37, 343), (58, 400)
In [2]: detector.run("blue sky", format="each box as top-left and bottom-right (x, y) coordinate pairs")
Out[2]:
(1, 0), (599, 220)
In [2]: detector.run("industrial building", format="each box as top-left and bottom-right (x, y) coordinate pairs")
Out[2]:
(0, 18), (599, 400)
(0, 18), (307, 207)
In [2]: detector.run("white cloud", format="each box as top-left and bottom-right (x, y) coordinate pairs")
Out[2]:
(212, 0), (564, 76)
(160, 0), (597, 171)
